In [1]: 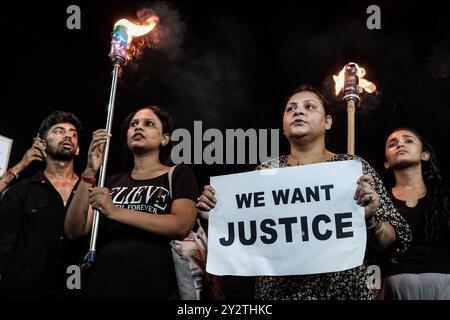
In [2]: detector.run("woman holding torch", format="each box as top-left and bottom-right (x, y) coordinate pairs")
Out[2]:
(65, 106), (198, 299)
(197, 85), (411, 299)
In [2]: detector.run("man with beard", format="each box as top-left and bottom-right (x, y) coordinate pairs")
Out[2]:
(0, 111), (86, 299)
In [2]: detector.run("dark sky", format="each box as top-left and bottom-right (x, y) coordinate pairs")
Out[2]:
(1, 0), (449, 188)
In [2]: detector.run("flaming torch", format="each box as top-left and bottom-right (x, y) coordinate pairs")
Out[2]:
(86, 15), (159, 265)
(333, 62), (376, 154)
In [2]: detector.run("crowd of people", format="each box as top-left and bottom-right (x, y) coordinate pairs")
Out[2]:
(0, 85), (448, 300)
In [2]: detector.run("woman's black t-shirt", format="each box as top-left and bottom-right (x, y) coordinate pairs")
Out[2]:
(84, 165), (198, 299)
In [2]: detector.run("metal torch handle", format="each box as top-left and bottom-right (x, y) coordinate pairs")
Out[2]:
(87, 62), (121, 264)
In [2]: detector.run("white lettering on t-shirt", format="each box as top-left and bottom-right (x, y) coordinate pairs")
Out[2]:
(129, 186), (146, 204)
(124, 187), (140, 204)
(111, 187), (129, 204)
(145, 186), (159, 203)
(110, 185), (170, 214)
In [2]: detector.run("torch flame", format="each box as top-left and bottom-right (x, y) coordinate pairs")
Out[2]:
(333, 63), (377, 96)
(114, 15), (159, 43)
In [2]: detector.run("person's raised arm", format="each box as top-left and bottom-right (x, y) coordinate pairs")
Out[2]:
(64, 129), (108, 239)
(0, 137), (46, 193)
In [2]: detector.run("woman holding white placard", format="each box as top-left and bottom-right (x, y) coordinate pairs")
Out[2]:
(197, 84), (411, 299)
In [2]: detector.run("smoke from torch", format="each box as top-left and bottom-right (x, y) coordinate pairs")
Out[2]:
(333, 62), (376, 155)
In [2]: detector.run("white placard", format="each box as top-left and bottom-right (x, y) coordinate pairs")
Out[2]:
(206, 160), (366, 276)
(0, 135), (13, 176)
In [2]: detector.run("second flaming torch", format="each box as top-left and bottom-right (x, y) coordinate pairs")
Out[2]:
(333, 62), (376, 155)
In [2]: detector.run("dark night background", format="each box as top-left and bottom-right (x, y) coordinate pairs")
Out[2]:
(1, 0), (449, 189)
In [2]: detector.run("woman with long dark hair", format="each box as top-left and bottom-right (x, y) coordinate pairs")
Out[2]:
(381, 128), (450, 299)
